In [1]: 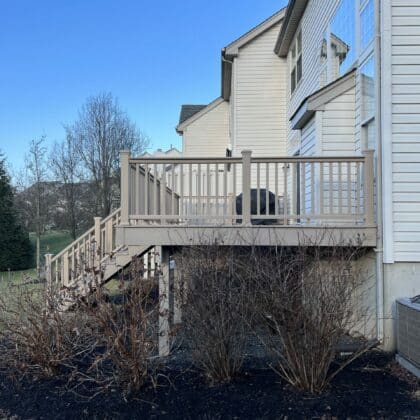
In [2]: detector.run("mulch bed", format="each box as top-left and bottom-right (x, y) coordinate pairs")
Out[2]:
(0, 351), (418, 419)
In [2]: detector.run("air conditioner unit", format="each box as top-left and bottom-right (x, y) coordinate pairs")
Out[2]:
(396, 297), (420, 377)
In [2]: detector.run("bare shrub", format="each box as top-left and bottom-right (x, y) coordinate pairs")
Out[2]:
(78, 263), (160, 396)
(176, 245), (250, 383)
(246, 238), (376, 394)
(0, 281), (94, 379)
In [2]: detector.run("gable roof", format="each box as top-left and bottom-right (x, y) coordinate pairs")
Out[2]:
(290, 69), (356, 130)
(275, 0), (309, 57)
(222, 8), (286, 100)
(179, 105), (207, 125)
(176, 98), (225, 134)
(223, 8), (286, 57)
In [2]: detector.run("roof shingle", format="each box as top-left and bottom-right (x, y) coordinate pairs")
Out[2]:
(179, 105), (206, 125)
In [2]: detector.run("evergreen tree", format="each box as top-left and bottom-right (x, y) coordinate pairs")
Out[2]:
(0, 155), (33, 271)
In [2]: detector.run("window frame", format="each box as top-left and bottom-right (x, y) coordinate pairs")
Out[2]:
(360, 53), (376, 151)
(360, 0), (375, 53)
(290, 29), (303, 95)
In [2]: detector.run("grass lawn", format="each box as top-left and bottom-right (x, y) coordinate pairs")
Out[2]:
(0, 268), (37, 286)
(0, 230), (73, 288)
(29, 230), (73, 260)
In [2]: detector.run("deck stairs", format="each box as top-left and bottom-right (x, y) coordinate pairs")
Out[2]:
(45, 208), (153, 310)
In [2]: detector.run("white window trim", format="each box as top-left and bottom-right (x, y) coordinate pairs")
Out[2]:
(290, 29), (303, 95)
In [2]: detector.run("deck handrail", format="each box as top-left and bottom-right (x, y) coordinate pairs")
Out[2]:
(47, 207), (122, 286)
(50, 208), (121, 263)
(128, 155), (366, 164)
(120, 150), (376, 228)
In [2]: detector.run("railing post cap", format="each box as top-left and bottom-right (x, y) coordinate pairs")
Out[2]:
(241, 150), (252, 156)
(120, 150), (131, 157)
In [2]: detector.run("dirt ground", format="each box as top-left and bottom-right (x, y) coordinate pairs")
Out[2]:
(0, 350), (418, 419)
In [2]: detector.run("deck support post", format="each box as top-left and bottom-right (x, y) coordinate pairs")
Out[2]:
(158, 246), (171, 357)
(120, 150), (131, 226)
(172, 255), (182, 325)
(363, 149), (375, 225)
(241, 150), (252, 226)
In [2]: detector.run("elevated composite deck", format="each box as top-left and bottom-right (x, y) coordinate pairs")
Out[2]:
(45, 150), (376, 298)
(116, 150), (377, 248)
(44, 149), (377, 353)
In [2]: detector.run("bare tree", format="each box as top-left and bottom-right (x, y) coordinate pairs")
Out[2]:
(68, 93), (150, 217)
(25, 137), (49, 273)
(51, 131), (81, 239)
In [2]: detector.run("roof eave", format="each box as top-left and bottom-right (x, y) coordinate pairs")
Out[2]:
(275, 0), (309, 58)
(290, 69), (356, 130)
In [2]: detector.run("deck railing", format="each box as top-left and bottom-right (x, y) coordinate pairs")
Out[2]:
(120, 150), (375, 228)
(46, 208), (121, 287)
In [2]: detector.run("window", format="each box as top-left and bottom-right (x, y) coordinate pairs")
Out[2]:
(361, 55), (375, 149)
(360, 0), (374, 51)
(290, 30), (302, 94)
(330, 0), (356, 79)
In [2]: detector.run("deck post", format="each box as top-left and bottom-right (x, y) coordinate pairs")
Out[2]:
(120, 150), (131, 226)
(158, 246), (171, 356)
(63, 251), (69, 287)
(94, 217), (102, 266)
(241, 150), (252, 226)
(172, 255), (182, 325)
(363, 149), (375, 225)
(45, 253), (53, 286)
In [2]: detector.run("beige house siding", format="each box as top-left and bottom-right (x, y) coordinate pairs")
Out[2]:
(181, 100), (230, 157)
(391, 1), (420, 261)
(232, 22), (287, 158)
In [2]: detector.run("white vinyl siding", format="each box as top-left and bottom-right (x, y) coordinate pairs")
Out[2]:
(288, 0), (341, 126)
(391, 1), (420, 261)
(233, 22), (287, 158)
(182, 101), (230, 157)
(301, 117), (316, 214)
(230, 21), (288, 196)
(301, 117), (316, 156)
(322, 87), (356, 155)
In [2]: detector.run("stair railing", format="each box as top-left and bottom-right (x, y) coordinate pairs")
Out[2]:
(45, 208), (121, 288)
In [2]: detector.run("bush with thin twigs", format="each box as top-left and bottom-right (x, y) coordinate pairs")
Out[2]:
(0, 281), (95, 380)
(176, 246), (251, 383)
(245, 240), (376, 394)
(77, 257), (160, 396)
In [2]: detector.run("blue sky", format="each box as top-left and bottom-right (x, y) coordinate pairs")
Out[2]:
(0, 0), (287, 171)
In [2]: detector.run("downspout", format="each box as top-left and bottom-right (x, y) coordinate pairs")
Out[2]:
(222, 51), (236, 154)
(374, 0), (384, 343)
